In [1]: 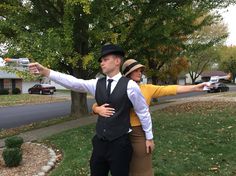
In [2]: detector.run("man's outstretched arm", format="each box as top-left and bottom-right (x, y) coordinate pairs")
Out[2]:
(29, 63), (97, 96)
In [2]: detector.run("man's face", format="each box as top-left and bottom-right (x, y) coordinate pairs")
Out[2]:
(100, 55), (121, 75)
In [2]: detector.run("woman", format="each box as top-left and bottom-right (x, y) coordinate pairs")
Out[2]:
(93, 59), (207, 176)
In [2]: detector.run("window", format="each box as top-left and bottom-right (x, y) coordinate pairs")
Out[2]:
(0, 79), (3, 89)
(12, 79), (16, 89)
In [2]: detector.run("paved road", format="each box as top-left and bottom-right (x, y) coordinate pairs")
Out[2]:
(1, 85), (236, 129)
(0, 99), (95, 129)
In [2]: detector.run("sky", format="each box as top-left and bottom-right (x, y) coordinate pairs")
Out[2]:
(221, 5), (236, 46)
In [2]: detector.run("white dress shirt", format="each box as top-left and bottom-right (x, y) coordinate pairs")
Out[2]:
(49, 70), (153, 139)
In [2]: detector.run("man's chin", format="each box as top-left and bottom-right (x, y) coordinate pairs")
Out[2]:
(102, 70), (108, 75)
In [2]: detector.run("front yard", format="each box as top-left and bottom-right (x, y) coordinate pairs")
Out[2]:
(44, 101), (236, 176)
(0, 94), (67, 107)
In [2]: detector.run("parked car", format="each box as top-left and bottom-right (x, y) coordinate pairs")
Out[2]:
(207, 83), (229, 93)
(193, 80), (203, 85)
(28, 84), (56, 94)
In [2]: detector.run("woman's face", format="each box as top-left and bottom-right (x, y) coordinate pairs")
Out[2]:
(129, 68), (143, 82)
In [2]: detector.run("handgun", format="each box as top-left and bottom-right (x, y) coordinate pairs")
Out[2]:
(4, 58), (30, 67)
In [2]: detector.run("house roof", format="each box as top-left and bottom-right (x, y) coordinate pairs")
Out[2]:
(0, 70), (21, 79)
(201, 71), (227, 77)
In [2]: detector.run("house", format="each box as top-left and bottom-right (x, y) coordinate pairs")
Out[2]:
(0, 70), (23, 93)
(177, 75), (187, 85)
(185, 72), (202, 84)
(0, 69), (41, 94)
(201, 71), (228, 82)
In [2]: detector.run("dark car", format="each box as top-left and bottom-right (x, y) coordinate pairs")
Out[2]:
(28, 84), (56, 94)
(193, 80), (203, 85)
(207, 83), (229, 93)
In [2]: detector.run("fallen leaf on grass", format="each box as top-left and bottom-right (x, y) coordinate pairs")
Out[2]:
(209, 166), (219, 172)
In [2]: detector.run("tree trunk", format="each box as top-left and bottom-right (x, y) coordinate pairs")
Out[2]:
(233, 74), (236, 84)
(151, 75), (158, 85)
(69, 6), (90, 118)
(70, 91), (89, 118)
(192, 77), (197, 84)
(151, 75), (158, 102)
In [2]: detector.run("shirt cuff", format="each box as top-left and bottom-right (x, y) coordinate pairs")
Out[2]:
(48, 70), (56, 79)
(145, 131), (153, 140)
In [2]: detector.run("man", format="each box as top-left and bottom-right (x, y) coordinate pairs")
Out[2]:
(29, 44), (154, 176)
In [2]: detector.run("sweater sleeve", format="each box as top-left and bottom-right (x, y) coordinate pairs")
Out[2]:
(145, 84), (177, 98)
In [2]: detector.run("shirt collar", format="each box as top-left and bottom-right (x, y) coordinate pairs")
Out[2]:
(106, 72), (122, 82)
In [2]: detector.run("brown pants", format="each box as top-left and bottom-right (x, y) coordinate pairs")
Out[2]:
(129, 126), (154, 176)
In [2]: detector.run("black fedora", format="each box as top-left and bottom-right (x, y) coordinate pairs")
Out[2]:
(99, 44), (125, 61)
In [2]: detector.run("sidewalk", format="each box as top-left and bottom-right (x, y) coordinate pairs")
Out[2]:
(0, 101), (182, 148)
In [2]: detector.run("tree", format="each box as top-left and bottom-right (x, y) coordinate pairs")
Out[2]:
(186, 19), (228, 84)
(159, 57), (189, 84)
(221, 57), (236, 83)
(0, 0), (96, 117)
(188, 47), (221, 83)
(218, 46), (236, 83)
(0, 0), (235, 116)
(121, 1), (235, 84)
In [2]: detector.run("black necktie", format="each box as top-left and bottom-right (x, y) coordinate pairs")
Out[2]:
(107, 79), (113, 97)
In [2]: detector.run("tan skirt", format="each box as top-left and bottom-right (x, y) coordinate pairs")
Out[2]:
(129, 126), (154, 176)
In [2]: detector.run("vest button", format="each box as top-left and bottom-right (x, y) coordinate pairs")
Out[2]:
(103, 129), (106, 132)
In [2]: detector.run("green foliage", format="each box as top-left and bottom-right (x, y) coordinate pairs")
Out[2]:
(188, 47), (221, 83)
(3, 136), (23, 167)
(186, 19), (228, 83)
(12, 87), (21, 94)
(218, 46), (236, 83)
(2, 148), (22, 167)
(0, 88), (9, 95)
(221, 57), (236, 83)
(5, 136), (24, 149)
(0, 66), (40, 81)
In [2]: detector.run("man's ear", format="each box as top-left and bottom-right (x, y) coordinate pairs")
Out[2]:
(115, 57), (122, 66)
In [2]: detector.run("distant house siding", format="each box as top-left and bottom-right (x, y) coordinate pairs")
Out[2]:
(2, 79), (22, 93)
(0, 70), (23, 93)
(178, 78), (186, 85)
(15, 79), (22, 92)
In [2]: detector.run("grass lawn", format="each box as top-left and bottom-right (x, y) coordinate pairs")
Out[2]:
(222, 92), (236, 97)
(44, 101), (236, 176)
(0, 94), (66, 107)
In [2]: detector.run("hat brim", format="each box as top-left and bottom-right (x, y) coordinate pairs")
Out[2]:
(99, 50), (125, 61)
(124, 64), (145, 77)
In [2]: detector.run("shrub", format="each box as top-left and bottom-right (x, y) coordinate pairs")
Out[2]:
(2, 148), (22, 167)
(0, 89), (9, 95)
(12, 88), (21, 94)
(5, 136), (24, 149)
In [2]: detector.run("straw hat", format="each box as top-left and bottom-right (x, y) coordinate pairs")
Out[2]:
(122, 59), (145, 76)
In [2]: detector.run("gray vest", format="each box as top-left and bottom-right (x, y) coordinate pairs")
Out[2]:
(95, 76), (132, 141)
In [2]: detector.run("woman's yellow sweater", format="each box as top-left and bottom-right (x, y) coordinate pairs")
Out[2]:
(130, 84), (177, 126)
